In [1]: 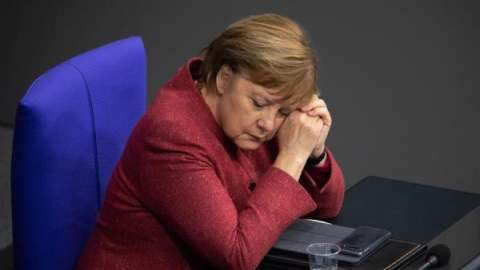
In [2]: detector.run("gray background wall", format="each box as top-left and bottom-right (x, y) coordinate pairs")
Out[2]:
(1, 0), (480, 268)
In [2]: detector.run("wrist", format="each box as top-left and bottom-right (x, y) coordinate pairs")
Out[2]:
(274, 151), (309, 181)
(306, 149), (327, 166)
(311, 147), (326, 159)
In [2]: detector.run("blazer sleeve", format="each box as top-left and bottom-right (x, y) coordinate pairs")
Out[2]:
(131, 120), (317, 270)
(300, 148), (345, 219)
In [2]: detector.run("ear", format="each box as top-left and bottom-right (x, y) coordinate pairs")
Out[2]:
(215, 64), (233, 95)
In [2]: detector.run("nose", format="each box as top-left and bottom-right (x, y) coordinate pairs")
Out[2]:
(257, 108), (276, 132)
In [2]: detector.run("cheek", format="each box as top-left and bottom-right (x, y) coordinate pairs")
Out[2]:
(232, 101), (259, 127)
(219, 103), (250, 136)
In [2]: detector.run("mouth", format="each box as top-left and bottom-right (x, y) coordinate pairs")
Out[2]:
(250, 134), (265, 141)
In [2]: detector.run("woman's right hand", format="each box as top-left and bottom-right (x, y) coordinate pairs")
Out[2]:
(273, 110), (324, 181)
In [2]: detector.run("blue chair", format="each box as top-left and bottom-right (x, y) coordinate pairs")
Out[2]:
(11, 37), (147, 270)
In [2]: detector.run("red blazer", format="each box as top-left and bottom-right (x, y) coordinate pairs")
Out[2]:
(76, 59), (345, 270)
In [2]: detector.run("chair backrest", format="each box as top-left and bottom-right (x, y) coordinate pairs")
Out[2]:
(11, 37), (146, 270)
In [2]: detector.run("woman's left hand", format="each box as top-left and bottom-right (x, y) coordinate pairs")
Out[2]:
(298, 95), (332, 159)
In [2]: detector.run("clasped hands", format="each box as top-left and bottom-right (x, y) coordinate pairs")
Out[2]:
(276, 95), (331, 163)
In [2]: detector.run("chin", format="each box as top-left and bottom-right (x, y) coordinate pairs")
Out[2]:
(235, 140), (263, 151)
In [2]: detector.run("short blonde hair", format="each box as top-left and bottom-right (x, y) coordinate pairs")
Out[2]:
(198, 13), (318, 104)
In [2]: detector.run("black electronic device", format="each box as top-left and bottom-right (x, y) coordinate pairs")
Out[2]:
(338, 226), (392, 257)
(262, 219), (427, 270)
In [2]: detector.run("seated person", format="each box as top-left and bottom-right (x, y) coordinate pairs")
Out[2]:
(77, 13), (345, 270)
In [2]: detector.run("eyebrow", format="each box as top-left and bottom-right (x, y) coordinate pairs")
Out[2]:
(250, 91), (273, 104)
(259, 97), (274, 105)
(250, 86), (296, 110)
(256, 96), (296, 113)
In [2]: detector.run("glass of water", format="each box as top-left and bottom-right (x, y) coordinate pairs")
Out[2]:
(306, 243), (341, 270)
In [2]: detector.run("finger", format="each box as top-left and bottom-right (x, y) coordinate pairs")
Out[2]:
(306, 108), (331, 125)
(299, 98), (326, 112)
(306, 106), (328, 117)
(298, 94), (319, 111)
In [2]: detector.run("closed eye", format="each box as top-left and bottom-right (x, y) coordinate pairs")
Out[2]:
(252, 99), (267, 108)
(278, 109), (290, 117)
(252, 97), (290, 117)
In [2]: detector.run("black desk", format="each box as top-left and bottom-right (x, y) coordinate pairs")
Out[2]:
(405, 205), (480, 269)
(260, 176), (480, 269)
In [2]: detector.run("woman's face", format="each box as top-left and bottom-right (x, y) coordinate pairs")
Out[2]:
(213, 66), (296, 151)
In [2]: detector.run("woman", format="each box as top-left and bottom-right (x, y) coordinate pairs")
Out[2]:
(77, 13), (344, 270)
